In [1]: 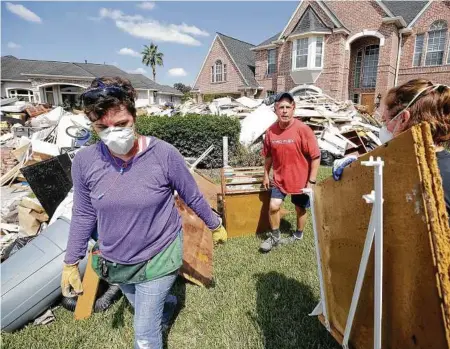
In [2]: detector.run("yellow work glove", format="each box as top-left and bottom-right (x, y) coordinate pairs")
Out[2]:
(212, 224), (228, 245)
(61, 263), (83, 298)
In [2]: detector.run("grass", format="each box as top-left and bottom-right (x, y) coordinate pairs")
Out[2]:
(3, 167), (339, 349)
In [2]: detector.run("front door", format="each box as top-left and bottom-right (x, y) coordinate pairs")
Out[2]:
(361, 93), (375, 114)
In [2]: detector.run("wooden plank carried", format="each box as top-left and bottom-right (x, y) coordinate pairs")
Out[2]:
(313, 123), (450, 348)
(74, 253), (100, 320)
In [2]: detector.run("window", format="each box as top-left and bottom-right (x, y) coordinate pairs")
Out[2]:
(266, 90), (275, 97)
(425, 20), (448, 66)
(362, 45), (379, 88)
(354, 50), (362, 88)
(292, 36), (324, 70)
(267, 49), (276, 74)
(413, 34), (425, 67)
(8, 89), (34, 102)
(295, 38), (309, 68)
(211, 60), (227, 83)
(60, 85), (83, 108)
(353, 94), (360, 104)
(315, 37), (323, 68)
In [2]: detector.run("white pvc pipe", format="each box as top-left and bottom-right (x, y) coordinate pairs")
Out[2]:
(374, 157), (384, 349)
(305, 188), (330, 331)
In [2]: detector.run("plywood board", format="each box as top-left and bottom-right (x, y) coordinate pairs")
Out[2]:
(223, 191), (271, 238)
(313, 123), (450, 348)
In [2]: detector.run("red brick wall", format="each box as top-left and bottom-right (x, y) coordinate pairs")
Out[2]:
(255, 49), (278, 96)
(193, 36), (246, 96)
(397, 1), (450, 86)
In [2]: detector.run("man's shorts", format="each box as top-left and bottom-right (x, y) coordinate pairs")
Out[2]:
(271, 187), (310, 209)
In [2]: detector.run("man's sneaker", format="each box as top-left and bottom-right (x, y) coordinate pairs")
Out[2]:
(259, 232), (281, 252)
(280, 231), (303, 245)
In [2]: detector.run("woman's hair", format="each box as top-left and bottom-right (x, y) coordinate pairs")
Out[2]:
(82, 76), (137, 122)
(385, 79), (450, 144)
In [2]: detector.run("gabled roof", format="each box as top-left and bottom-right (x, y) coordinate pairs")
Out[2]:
(380, 1), (428, 26)
(290, 6), (332, 36)
(1, 56), (180, 95)
(216, 33), (257, 87)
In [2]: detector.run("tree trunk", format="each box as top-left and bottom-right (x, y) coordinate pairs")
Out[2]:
(152, 67), (156, 82)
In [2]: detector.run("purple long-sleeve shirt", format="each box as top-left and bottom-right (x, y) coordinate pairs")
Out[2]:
(64, 137), (220, 265)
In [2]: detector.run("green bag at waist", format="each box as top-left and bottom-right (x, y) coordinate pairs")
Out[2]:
(91, 231), (183, 284)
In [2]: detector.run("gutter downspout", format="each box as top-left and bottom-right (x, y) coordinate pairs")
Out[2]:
(394, 31), (403, 86)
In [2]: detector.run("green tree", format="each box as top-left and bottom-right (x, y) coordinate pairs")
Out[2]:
(173, 82), (192, 94)
(141, 43), (164, 81)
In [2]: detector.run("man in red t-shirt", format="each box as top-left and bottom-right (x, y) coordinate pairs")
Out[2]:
(260, 92), (321, 252)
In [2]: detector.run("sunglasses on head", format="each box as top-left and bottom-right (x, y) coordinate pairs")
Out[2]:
(81, 80), (127, 106)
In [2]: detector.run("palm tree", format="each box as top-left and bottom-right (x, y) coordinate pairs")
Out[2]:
(141, 43), (164, 81)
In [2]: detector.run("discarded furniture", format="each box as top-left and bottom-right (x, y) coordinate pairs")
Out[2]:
(220, 167), (271, 238)
(1, 217), (91, 332)
(311, 123), (450, 348)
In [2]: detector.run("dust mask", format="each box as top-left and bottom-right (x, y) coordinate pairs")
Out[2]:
(379, 125), (394, 143)
(99, 126), (135, 155)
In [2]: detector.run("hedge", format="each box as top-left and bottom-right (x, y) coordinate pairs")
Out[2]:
(136, 114), (241, 168)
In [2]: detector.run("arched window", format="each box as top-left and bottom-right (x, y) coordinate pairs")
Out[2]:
(211, 60), (227, 83)
(425, 20), (447, 66)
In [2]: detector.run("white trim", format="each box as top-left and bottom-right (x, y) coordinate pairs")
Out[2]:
(20, 73), (92, 80)
(375, 0), (394, 17)
(278, 0), (304, 40)
(333, 28), (350, 35)
(345, 30), (385, 50)
(408, 0), (432, 28)
(316, 0), (343, 28)
(1, 79), (30, 82)
(424, 26), (448, 66)
(287, 31), (331, 41)
(250, 43), (277, 51)
(192, 34), (218, 88)
(382, 16), (407, 28)
(36, 82), (86, 89)
(216, 35), (249, 86)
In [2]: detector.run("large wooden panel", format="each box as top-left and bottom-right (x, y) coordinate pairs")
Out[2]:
(223, 191), (271, 238)
(313, 123), (450, 348)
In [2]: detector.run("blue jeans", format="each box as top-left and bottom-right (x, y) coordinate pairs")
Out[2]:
(119, 271), (178, 349)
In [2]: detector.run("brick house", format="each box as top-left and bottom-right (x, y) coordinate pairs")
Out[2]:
(192, 33), (258, 101)
(194, 1), (450, 112)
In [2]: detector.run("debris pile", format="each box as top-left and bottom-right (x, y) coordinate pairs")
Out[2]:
(139, 96), (264, 118)
(239, 92), (382, 164)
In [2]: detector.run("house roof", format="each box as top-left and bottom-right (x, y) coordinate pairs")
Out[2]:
(380, 1), (428, 25)
(216, 33), (258, 87)
(254, 32), (282, 49)
(290, 6), (332, 36)
(1, 56), (179, 95)
(1, 55), (93, 80)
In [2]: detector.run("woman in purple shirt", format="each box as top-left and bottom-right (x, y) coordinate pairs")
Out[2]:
(61, 76), (227, 349)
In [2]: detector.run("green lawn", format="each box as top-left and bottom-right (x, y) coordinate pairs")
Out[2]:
(3, 167), (339, 349)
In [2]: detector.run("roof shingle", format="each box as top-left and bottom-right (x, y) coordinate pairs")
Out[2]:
(290, 6), (332, 36)
(1, 56), (179, 95)
(217, 33), (257, 87)
(381, 1), (428, 25)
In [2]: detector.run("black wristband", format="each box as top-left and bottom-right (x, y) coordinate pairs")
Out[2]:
(308, 179), (316, 184)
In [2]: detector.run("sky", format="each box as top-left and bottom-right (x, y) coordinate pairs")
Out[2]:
(1, 1), (298, 87)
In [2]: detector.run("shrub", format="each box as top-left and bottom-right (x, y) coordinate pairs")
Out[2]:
(136, 114), (241, 168)
(229, 143), (264, 167)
